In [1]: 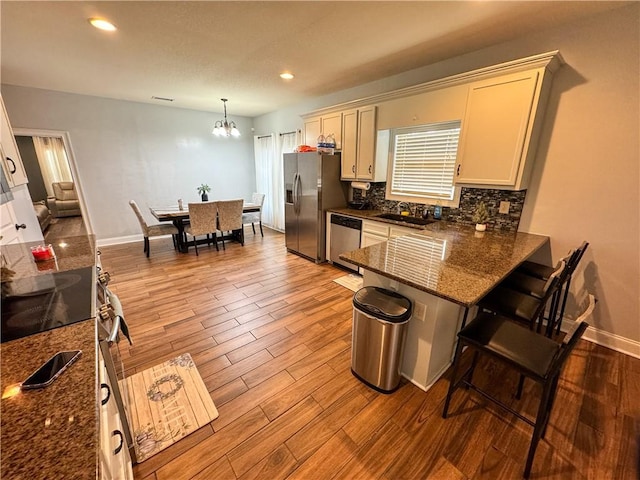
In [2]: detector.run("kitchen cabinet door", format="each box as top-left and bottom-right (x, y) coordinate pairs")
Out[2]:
(341, 106), (385, 182)
(98, 351), (134, 480)
(0, 201), (21, 245)
(455, 70), (543, 190)
(303, 117), (321, 147)
(321, 111), (342, 149)
(341, 110), (357, 180)
(0, 95), (28, 187)
(355, 106), (378, 180)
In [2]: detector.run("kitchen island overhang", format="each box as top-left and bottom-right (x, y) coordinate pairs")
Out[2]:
(339, 222), (550, 391)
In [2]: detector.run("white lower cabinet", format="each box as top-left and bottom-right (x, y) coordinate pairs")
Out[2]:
(389, 225), (415, 239)
(99, 351), (133, 480)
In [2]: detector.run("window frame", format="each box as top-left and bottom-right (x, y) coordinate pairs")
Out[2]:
(384, 121), (462, 208)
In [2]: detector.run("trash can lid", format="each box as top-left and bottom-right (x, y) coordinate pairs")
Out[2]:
(353, 286), (412, 323)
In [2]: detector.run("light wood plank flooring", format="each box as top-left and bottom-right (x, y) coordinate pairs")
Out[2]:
(99, 229), (639, 480)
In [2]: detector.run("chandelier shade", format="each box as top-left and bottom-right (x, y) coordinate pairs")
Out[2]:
(212, 98), (240, 137)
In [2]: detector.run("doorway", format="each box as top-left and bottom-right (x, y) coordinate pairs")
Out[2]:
(13, 128), (92, 241)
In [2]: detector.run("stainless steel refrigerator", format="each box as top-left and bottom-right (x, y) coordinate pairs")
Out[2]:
(284, 152), (347, 262)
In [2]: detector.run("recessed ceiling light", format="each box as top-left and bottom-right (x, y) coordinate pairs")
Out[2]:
(89, 18), (117, 31)
(280, 72), (294, 80)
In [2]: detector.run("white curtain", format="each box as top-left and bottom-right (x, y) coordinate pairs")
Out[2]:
(32, 136), (73, 196)
(253, 131), (300, 232)
(276, 131), (299, 229)
(253, 134), (279, 230)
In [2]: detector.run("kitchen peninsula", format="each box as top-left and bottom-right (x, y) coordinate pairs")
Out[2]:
(339, 220), (549, 391)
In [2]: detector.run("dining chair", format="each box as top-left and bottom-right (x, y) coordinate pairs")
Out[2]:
(184, 202), (218, 256)
(129, 200), (179, 258)
(509, 242), (589, 335)
(242, 193), (265, 236)
(442, 294), (595, 479)
(216, 199), (244, 250)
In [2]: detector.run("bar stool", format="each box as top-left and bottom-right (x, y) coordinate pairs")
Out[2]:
(442, 295), (595, 479)
(478, 260), (567, 336)
(509, 242), (589, 335)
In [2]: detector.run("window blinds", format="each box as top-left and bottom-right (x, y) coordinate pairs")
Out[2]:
(389, 121), (461, 201)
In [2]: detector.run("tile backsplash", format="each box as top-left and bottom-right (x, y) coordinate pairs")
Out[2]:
(352, 183), (527, 232)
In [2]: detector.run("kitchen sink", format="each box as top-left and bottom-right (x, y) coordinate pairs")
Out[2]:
(374, 213), (436, 226)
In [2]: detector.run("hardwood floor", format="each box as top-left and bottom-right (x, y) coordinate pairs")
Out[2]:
(99, 229), (639, 480)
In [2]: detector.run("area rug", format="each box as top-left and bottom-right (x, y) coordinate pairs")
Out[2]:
(333, 273), (363, 292)
(122, 353), (218, 462)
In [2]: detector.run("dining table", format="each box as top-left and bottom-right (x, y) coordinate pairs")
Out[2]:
(150, 202), (260, 253)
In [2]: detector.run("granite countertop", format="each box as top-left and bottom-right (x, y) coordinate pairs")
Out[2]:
(1, 234), (98, 479)
(0, 320), (97, 480)
(1, 235), (96, 279)
(339, 221), (549, 307)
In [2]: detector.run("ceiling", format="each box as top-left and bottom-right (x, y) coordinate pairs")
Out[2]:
(0, 1), (629, 118)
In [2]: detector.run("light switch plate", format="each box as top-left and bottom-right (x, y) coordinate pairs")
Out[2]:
(499, 201), (510, 214)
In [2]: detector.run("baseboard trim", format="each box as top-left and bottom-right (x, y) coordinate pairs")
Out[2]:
(97, 234), (173, 247)
(561, 321), (640, 359)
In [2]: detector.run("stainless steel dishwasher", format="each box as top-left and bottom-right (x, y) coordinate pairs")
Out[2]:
(330, 214), (362, 272)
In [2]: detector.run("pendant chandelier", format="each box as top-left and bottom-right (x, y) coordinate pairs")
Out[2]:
(212, 98), (240, 137)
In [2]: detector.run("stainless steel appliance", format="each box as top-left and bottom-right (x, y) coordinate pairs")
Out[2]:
(330, 213), (362, 273)
(284, 152), (347, 262)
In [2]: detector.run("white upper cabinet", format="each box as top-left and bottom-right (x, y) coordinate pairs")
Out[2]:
(0, 94), (28, 187)
(341, 105), (386, 182)
(303, 117), (321, 148)
(303, 112), (343, 148)
(455, 66), (553, 190)
(302, 51), (562, 191)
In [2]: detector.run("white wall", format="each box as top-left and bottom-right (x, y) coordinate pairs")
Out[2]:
(254, 5), (640, 350)
(1, 87), (256, 242)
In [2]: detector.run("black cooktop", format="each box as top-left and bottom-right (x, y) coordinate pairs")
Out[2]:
(1, 266), (94, 343)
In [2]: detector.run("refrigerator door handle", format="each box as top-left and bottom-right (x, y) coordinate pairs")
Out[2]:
(295, 172), (302, 214)
(292, 172), (299, 212)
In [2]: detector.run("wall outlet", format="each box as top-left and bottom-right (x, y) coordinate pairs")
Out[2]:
(413, 301), (427, 321)
(499, 201), (510, 214)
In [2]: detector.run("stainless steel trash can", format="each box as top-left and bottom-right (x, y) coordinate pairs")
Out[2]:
(351, 286), (412, 393)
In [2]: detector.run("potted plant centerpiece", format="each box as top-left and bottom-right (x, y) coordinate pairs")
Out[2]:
(197, 184), (211, 202)
(473, 202), (490, 231)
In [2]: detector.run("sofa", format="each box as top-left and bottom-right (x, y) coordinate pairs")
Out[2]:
(33, 201), (52, 232)
(47, 182), (81, 218)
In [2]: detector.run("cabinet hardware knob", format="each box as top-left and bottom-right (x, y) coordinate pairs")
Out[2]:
(6, 157), (16, 174)
(352, 165), (355, 173)
(456, 165), (460, 176)
(15, 223), (26, 230)
(368, 165), (372, 174)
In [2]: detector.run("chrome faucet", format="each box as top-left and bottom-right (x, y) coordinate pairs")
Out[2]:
(396, 202), (411, 215)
